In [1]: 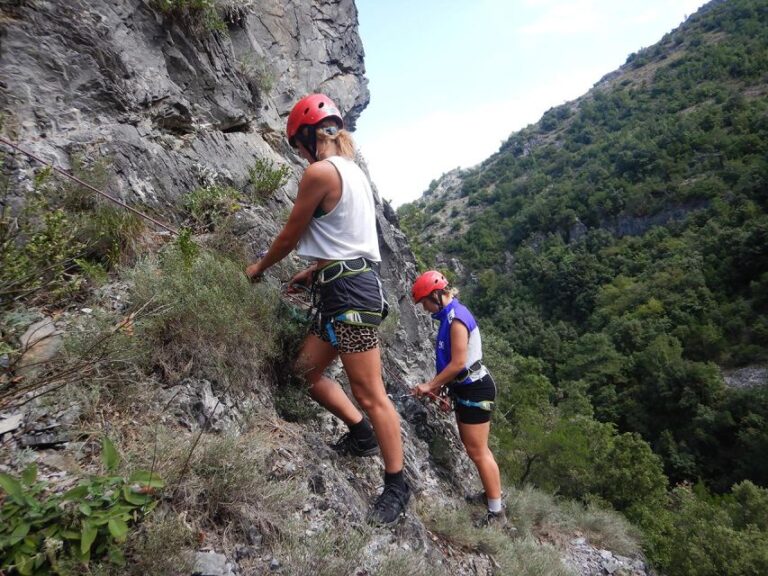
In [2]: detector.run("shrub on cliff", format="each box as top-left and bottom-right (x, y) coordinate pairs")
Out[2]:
(129, 242), (298, 393)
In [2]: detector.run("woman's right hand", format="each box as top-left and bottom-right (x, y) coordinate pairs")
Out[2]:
(246, 261), (265, 283)
(287, 267), (314, 293)
(413, 383), (433, 398)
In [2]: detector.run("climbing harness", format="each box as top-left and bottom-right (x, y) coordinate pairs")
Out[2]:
(393, 380), (495, 414)
(309, 258), (387, 348)
(453, 397), (495, 412)
(433, 386), (495, 413)
(315, 257), (372, 284)
(453, 360), (484, 384)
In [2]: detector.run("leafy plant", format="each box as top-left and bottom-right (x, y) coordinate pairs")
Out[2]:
(248, 158), (291, 201)
(0, 184), (86, 307)
(274, 375), (321, 423)
(174, 226), (199, 265)
(1, 155), (148, 308)
(0, 438), (163, 574)
(135, 427), (300, 545)
(237, 54), (275, 97)
(118, 511), (195, 576)
(183, 184), (242, 231)
(152, 0), (225, 33)
(129, 245), (298, 393)
(418, 498), (573, 576)
(62, 156), (147, 268)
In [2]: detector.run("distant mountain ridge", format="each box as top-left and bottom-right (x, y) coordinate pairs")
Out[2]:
(402, 0), (766, 248)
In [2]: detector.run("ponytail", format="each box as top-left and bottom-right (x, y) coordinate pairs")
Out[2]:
(316, 127), (356, 159)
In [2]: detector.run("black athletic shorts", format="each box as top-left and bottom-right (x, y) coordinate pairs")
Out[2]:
(309, 264), (387, 354)
(451, 373), (496, 425)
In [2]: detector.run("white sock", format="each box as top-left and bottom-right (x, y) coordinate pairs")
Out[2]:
(487, 498), (502, 513)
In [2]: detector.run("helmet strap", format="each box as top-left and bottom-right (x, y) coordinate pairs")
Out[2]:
(296, 126), (318, 161)
(432, 290), (445, 311)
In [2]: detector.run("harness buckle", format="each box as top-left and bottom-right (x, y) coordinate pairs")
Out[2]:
(454, 360), (484, 383)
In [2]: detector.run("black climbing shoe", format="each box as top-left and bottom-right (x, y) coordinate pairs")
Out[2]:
(367, 482), (411, 526)
(332, 431), (380, 457)
(474, 509), (508, 528)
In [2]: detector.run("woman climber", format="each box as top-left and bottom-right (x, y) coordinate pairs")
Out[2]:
(411, 271), (506, 527)
(246, 93), (409, 526)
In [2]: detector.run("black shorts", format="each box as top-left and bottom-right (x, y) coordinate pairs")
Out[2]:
(452, 373), (496, 425)
(309, 264), (387, 354)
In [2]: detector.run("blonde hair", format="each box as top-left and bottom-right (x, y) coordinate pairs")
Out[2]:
(315, 124), (356, 159)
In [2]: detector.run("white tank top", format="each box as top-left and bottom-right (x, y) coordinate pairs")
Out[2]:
(296, 156), (381, 262)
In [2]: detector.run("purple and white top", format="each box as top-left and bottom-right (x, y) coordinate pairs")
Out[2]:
(431, 299), (487, 385)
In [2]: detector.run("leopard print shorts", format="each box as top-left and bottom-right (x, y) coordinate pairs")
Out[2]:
(310, 321), (380, 354)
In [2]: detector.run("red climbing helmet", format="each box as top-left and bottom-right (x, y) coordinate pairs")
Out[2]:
(286, 93), (343, 147)
(412, 271), (449, 303)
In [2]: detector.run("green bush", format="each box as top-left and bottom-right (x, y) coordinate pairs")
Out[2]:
(1, 156), (148, 308)
(129, 245), (296, 392)
(419, 495), (580, 576)
(152, 0), (225, 32)
(50, 155), (148, 270)
(183, 185), (242, 232)
(0, 189), (86, 307)
(274, 376), (321, 423)
(237, 55), (275, 96)
(272, 528), (369, 576)
(131, 427), (301, 547)
(0, 438), (163, 574)
(248, 158), (291, 201)
(77, 205), (145, 270)
(119, 511), (195, 576)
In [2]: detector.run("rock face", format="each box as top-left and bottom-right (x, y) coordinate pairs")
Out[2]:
(0, 0), (434, 387)
(1, 0), (367, 205)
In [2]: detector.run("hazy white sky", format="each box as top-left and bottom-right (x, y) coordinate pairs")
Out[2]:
(353, 0), (707, 207)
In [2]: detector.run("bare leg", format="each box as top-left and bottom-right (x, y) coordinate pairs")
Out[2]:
(458, 420), (501, 500)
(295, 333), (362, 425)
(341, 347), (404, 473)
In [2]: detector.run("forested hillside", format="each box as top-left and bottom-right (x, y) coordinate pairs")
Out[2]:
(400, 0), (768, 573)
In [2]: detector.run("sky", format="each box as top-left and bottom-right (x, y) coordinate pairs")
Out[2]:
(353, 0), (707, 207)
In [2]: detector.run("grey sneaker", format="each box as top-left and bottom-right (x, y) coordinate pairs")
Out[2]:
(474, 509), (507, 528)
(332, 432), (379, 457)
(367, 483), (411, 526)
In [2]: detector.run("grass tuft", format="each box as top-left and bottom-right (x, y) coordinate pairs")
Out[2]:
(129, 246), (297, 393)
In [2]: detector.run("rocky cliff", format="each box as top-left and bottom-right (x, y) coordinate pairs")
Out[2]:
(1, 0), (435, 391)
(0, 2), (652, 574)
